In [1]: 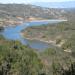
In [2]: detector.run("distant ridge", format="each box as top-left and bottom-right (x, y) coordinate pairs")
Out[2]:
(32, 1), (75, 8)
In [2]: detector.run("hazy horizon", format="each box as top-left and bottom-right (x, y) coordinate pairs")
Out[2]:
(0, 0), (75, 4)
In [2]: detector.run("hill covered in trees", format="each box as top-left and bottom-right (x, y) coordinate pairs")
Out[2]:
(0, 34), (75, 75)
(0, 4), (67, 19)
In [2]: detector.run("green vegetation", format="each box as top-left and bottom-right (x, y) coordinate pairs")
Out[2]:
(56, 39), (61, 44)
(0, 26), (4, 32)
(23, 21), (75, 49)
(0, 20), (73, 75)
(0, 36), (45, 75)
(22, 20), (75, 75)
(0, 30), (75, 75)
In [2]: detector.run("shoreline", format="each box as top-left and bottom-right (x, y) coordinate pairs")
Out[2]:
(21, 35), (56, 45)
(20, 32), (56, 44)
(1, 19), (67, 28)
(28, 19), (68, 23)
(21, 32), (66, 48)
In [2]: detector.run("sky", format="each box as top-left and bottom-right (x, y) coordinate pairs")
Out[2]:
(0, 0), (75, 3)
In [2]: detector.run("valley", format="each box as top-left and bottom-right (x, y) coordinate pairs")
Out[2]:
(0, 3), (75, 75)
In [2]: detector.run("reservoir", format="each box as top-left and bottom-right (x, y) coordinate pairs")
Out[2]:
(1, 20), (67, 50)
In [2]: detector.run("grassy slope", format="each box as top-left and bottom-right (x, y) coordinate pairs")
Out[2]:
(22, 19), (75, 75)
(0, 36), (44, 75)
(0, 32), (75, 75)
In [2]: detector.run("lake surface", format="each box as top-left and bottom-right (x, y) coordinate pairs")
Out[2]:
(1, 20), (67, 50)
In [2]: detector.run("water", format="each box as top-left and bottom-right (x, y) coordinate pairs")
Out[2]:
(1, 20), (67, 50)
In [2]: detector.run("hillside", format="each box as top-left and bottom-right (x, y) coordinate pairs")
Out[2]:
(0, 4), (67, 19)
(0, 4), (68, 27)
(0, 32), (75, 75)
